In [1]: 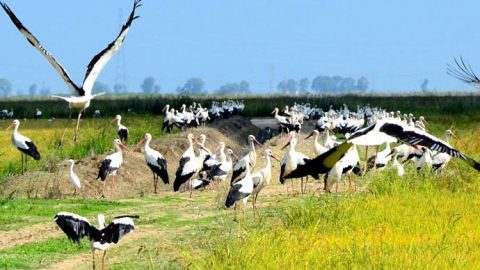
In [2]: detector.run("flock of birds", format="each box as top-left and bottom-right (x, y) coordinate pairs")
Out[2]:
(2, 0), (480, 268)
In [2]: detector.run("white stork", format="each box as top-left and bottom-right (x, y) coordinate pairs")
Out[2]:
(251, 149), (279, 217)
(347, 118), (480, 172)
(432, 130), (455, 173)
(112, 115), (129, 142)
(279, 132), (311, 194)
(305, 130), (329, 156)
(1, 1), (142, 141)
(136, 133), (169, 194)
(225, 161), (253, 221)
(230, 135), (262, 185)
(206, 148), (237, 183)
(173, 133), (202, 197)
(66, 159), (81, 195)
(96, 139), (128, 197)
(54, 212), (137, 270)
(6, 119), (41, 173)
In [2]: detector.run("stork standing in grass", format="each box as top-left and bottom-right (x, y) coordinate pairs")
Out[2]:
(0, 1), (142, 142)
(136, 133), (169, 193)
(97, 139), (128, 197)
(231, 135), (262, 185)
(280, 131), (311, 194)
(54, 212), (137, 270)
(6, 119), (41, 173)
(251, 149), (279, 217)
(173, 133), (203, 197)
(112, 115), (129, 142)
(225, 161), (253, 221)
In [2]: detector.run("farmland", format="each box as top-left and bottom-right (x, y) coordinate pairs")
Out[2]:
(1, 95), (480, 269)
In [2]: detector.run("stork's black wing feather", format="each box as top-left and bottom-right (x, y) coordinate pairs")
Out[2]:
(53, 213), (91, 245)
(100, 218), (135, 244)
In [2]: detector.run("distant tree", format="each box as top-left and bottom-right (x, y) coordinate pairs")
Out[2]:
(154, 84), (161, 94)
(29, 84), (38, 96)
(141, 77), (156, 94)
(277, 80), (288, 93)
(286, 79), (297, 94)
(182, 78), (205, 94)
(93, 81), (110, 93)
(0, 78), (12, 97)
(311, 75), (337, 92)
(238, 80), (250, 94)
(39, 86), (51, 96)
(299, 78), (310, 93)
(339, 77), (356, 92)
(421, 78), (429, 92)
(216, 80), (250, 95)
(114, 83), (127, 93)
(356, 76), (369, 92)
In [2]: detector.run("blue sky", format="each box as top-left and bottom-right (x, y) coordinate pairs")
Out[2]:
(1, 0), (479, 95)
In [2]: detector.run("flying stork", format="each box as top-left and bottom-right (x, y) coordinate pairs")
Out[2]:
(347, 118), (480, 172)
(136, 133), (169, 193)
(54, 212), (137, 270)
(6, 119), (41, 174)
(1, 0), (142, 141)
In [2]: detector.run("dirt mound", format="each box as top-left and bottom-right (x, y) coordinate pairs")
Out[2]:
(0, 116), (259, 199)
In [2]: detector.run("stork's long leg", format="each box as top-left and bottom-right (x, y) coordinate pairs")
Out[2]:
(233, 203), (238, 222)
(373, 146), (379, 171)
(92, 251), (96, 270)
(152, 172), (157, 194)
(111, 175), (116, 189)
(101, 181), (106, 198)
(102, 250), (107, 270)
(74, 110), (83, 142)
(20, 153), (24, 174)
(364, 146), (369, 174)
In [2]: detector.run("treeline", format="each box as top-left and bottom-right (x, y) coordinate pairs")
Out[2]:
(0, 73), (370, 97)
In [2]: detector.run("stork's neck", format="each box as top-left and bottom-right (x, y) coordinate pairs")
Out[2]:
(144, 138), (152, 151)
(445, 134), (450, 144)
(265, 155), (272, 171)
(249, 140), (256, 153)
(69, 162), (75, 173)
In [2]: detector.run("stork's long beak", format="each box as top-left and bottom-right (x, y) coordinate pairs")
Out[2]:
(135, 138), (146, 149)
(111, 118), (117, 123)
(6, 124), (14, 130)
(305, 131), (314, 140)
(281, 141), (291, 150)
(271, 110), (276, 115)
(119, 143), (129, 151)
(231, 152), (239, 159)
(271, 154), (280, 162)
(162, 106), (167, 112)
(254, 138), (262, 147)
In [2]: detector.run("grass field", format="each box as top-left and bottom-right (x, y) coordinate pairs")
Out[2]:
(1, 96), (480, 269)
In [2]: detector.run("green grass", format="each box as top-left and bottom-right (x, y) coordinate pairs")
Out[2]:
(0, 237), (90, 269)
(0, 115), (166, 183)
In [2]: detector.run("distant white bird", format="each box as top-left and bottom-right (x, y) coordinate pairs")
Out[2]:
(96, 139), (128, 197)
(54, 212), (137, 270)
(1, 1), (142, 141)
(112, 115), (129, 142)
(7, 119), (41, 173)
(136, 133), (169, 193)
(389, 149), (405, 177)
(66, 159), (81, 195)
